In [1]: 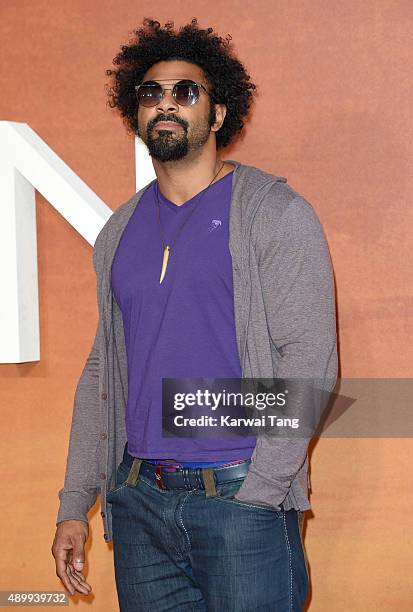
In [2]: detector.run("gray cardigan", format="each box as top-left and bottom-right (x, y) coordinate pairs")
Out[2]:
(56, 159), (337, 542)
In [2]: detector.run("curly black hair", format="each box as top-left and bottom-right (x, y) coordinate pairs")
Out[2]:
(105, 17), (257, 149)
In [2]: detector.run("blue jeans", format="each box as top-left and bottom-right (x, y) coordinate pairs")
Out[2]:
(107, 460), (309, 611)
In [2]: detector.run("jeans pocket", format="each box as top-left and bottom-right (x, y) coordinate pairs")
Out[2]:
(215, 479), (280, 514)
(107, 462), (130, 502)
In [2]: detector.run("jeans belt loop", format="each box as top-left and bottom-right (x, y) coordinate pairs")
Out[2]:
(202, 467), (218, 497)
(126, 458), (143, 487)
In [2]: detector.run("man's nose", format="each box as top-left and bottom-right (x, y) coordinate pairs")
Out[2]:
(155, 87), (179, 113)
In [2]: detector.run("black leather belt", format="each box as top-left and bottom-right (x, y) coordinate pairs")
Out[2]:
(122, 443), (251, 491)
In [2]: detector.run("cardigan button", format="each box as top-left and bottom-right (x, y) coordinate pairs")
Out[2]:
(101, 392), (107, 400)
(100, 433), (107, 440)
(100, 473), (106, 480)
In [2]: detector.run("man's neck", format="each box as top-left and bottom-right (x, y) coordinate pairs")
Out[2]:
(153, 157), (235, 206)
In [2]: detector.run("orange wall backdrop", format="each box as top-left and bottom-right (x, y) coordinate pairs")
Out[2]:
(1, 2), (412, 610)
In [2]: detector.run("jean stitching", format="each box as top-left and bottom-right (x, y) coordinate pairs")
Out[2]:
(214, 494), (281, 514)
(282, 511), (293, 611)
(107, 482), (128, 498)
(297, 512), (310, 583)
(215, 461), (250, 473)
(177, 490), (196, 553)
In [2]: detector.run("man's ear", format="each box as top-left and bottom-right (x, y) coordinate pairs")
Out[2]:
(211, 103), (227, 132)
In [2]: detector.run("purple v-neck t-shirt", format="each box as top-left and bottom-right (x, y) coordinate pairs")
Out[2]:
(110, 170), (256, 467)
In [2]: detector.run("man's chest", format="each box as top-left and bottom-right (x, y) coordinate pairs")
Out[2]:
(111, 192), (235, 306)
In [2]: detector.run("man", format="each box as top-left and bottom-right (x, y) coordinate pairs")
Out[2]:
(52, 17), (337, 611)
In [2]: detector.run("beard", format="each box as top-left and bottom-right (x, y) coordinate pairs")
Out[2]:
(137, 104), (216, 162)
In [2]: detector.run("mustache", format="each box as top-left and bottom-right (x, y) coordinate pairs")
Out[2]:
(152, 117), (186, 129)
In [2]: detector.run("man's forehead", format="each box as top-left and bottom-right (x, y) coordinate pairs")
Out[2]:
(143, 61), (204, 81)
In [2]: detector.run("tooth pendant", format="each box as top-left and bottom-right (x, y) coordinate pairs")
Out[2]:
(159, 245), (171, 284)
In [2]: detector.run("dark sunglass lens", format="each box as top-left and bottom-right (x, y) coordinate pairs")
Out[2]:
(138, 82), (162, 106)
(174, 81), (200, 106)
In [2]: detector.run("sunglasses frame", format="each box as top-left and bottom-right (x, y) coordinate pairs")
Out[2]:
(134, 79), (213, 107)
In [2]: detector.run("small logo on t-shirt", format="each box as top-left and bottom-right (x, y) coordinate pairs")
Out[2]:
(208, 219), (222, 233)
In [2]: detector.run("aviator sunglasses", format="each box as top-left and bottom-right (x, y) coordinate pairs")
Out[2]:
(134, 79), (213, 107)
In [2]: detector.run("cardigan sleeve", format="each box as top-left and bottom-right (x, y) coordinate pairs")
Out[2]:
(56, 324), (102, 525)
(234, 195), (338, 509)
(55, 223), (109, 526)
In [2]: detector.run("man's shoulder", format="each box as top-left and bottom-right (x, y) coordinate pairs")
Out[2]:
(237, 162), (314, 220)
(231, 159), (289, 188)
(235, 161), (307, 206)
(235, 163), (327, 247)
